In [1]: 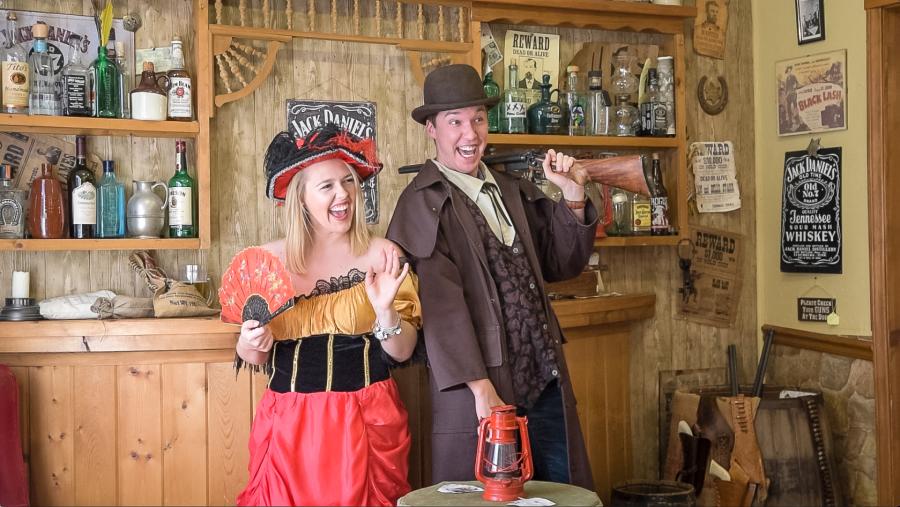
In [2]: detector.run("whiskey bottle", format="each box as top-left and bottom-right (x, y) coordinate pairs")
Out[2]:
(649, 153), (670, 235)
(563, 65), (587, 136)
(526, 72), (564, 135)
(131, 62), (168, 121)
(640, 68), (667, 137)
(1, 12), (29, 114)
(168, 140), (196, 238)
(28, 22), (60, 116)
(167, 37), (193, 121)
(587, 70), (611, 135)
(68, 136), (97, 238)
(0, 164), (26, 239)
(631, 190), (651, 235)
(61, 45), (92, 117)
(500, 62), (526, 134)
(96, 160), (125, 238)
(482, 62), (500, 133)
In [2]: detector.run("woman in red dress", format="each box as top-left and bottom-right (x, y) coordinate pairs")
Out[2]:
(234, 124), (420, 506)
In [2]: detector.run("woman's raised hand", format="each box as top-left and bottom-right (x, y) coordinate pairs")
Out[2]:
(364, 247), (410, 321)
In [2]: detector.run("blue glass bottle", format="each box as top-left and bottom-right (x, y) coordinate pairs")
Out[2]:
(96, 160), (125, 238)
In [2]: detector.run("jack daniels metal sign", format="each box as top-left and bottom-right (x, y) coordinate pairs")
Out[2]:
(780, 146), (842, 273)
(287, 100), (379, 224)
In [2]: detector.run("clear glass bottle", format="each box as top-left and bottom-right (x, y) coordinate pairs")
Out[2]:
(96, 160), (125, 238)
(61, 45), (93, 117)
(611, 54), (640, 136)
(1, 12), (29, 114)
(0, 163), (27, 239)
(563, 65), (587, 136)
(168, 140), (197, 238)
(167, 36), (193, 121)
(114, 40), (130, 119)
(587, 70), (611, 136)
(657, 56), (676, 137)
(68, 136), (97, 238)
(631, 190), (651, 235)
(28, 22), (60, 116)
(607, 187), (632, 236)
(640, 68), (667, 137)
(500, 62), (526, 134)
(482, 62), (500, 133)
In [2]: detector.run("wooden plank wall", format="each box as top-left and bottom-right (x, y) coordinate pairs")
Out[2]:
(0, 0), (757, 493)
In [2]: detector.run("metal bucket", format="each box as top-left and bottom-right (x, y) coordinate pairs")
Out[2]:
(611, 480), (696, 507)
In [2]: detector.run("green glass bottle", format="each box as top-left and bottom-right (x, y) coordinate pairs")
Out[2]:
(168, 140), (196, 238)
(92, 45), (121, 118)
(526, 73), (564, 135)
(482, 62), (500, 133)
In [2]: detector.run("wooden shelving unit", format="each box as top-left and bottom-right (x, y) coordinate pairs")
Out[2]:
(0, 115), (200, 138)
(594, 235), (680, 247)
(0, 238), (201, 252)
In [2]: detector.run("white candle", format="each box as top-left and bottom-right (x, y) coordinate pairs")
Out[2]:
(11, 271), (29, 299)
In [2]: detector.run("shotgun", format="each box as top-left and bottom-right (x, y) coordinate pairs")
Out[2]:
(398, 151), (651, 197)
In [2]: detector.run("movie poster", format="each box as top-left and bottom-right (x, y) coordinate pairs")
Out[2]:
(0, 133), (101, 193)
(780, 147), (842, 273)
(503, 29), (560, 90)
(776, 50), (847, 136)
(286, 100), (379, 224)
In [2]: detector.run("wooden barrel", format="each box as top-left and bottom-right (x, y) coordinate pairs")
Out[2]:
(610, 480), (696, 507)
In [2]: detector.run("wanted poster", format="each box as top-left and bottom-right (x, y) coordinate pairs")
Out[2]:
(693, 0), (728, 59)
(503, 29), (560, 90)
(689, 141), (741, 213)
(678, 226), (743, 328)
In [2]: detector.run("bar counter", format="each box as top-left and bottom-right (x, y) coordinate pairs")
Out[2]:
(0, 292), (654, 505)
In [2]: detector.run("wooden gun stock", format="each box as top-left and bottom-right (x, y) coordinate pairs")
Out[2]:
(564, 155), (650, 196)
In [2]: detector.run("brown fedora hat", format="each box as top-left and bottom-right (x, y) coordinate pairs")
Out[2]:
(411, 64), (501, 125)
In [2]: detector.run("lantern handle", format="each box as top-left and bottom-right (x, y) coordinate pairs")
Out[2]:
(474, 416), (490, 483)
(517, 415), (534, 483)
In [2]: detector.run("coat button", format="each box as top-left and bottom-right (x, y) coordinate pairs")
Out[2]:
(543, 324), (548, 330)
(552, 369), (559, 377)
(431, 207), (437, 212)
(513, 247), (519, 254)
(529, 282), (536, 290)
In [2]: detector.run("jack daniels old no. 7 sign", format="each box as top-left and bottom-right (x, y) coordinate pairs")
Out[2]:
(780, 146), (842, 274)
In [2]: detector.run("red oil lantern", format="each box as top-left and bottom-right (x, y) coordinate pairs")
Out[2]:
(474, 405), (534, 502)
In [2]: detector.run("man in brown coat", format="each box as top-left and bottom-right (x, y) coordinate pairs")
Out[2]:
(387, 64), (597, 489)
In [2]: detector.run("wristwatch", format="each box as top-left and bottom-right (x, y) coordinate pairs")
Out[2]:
(373, 319), (403, 342)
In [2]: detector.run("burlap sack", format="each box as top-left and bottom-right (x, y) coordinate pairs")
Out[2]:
(92, 296), (155, 319)
(153, 281), (219, 318)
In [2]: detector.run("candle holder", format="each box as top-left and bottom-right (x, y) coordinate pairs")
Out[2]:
(0, 298), (43, 321)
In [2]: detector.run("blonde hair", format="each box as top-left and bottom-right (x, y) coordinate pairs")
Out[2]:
(283, 162), (370, 273)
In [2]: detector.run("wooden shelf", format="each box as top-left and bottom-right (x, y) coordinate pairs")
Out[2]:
(0, 238), (201, 251)
(488, 133), (678, 149)
(594, 235), (682, 247)
(0, 114), (200, 138)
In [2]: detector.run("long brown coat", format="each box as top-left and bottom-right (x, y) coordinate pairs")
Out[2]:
(387, 160), (597, 490)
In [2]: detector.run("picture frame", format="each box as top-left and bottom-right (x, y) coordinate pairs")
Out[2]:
(795, 0), (825, 45)
(775, 50), (846, 136)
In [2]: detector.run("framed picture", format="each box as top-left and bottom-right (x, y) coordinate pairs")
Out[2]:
(776, 50), (846, 136)
(795, 0), (825, 44)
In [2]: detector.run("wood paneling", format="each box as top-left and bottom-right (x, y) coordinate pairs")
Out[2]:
(72, 366), (117, 506)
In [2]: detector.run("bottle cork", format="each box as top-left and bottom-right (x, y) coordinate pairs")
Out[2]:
(31, 21), (49, 38)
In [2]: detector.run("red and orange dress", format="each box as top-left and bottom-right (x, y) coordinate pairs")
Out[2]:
(236, 269), (420, 506)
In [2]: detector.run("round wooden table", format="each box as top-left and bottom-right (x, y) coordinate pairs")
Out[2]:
(398, 480), (603, 506)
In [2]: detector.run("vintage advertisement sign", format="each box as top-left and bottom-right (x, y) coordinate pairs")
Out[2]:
(503, 29), (560, 90)
(677, 226), (742, 328)
(776, 50), (846, 136)
(693, 0), (728, 59)
(286, 100), (379, 224)
(780, 147), (842, 273)
(797, 297), (836, 322)
(1, 11), (134, 79)
(0, 133), (101, 192)
(689, 141), (741, 213)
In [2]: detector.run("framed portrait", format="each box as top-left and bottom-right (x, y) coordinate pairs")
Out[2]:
(776, 50), (846, 136)
(795, 0), (825, 45)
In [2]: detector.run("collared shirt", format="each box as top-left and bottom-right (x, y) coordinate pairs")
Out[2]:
(434, 159), (516, 246)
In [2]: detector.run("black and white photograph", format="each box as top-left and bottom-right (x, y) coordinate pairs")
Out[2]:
(795, 0), (825, 45)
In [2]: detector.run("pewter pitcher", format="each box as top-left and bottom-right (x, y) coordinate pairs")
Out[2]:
(127, 180), (168, 238)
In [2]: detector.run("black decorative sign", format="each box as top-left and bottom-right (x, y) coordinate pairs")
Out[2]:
(797, 297), (835, 322)
(780, 147), (841, 273)
(286, 100), (379, 224)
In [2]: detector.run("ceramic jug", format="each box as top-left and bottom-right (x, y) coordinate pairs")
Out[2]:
(126, 180), (168, 238)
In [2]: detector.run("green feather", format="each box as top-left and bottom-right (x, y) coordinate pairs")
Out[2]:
(99, 1), (114, 46)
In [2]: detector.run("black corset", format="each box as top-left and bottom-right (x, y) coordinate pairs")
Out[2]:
(267, 333), (391, 393)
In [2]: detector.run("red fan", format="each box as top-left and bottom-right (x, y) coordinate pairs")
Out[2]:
(218, 246), (295, 325)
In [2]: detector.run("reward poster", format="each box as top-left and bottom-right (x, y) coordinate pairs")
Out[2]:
(776, 50), (846, 136)
(286, 100), (378, 224)
(678, 226), (742, 328)
(780, 147), (842, 273)
(503, 29), (560, 90)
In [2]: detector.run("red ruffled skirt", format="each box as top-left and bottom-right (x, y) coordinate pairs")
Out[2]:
(236, 378), (411, 506)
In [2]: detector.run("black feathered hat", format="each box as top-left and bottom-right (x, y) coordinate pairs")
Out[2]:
(264, 124), (381, 204)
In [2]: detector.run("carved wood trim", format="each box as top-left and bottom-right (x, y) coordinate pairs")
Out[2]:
(762, 324), (873, 361)
(212, 40), (284, 108)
